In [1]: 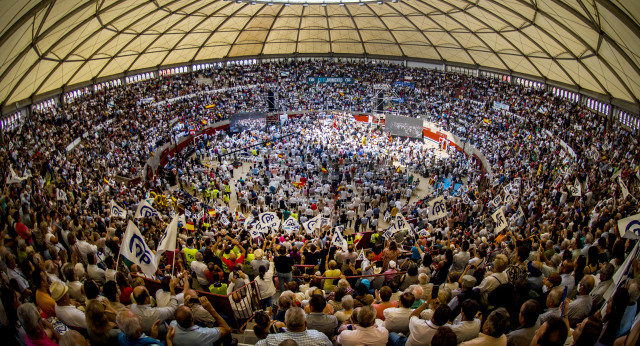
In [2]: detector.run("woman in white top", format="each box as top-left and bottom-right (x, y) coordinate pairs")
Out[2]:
(255, 257), (276, 309)
(477, 254), (509, 306)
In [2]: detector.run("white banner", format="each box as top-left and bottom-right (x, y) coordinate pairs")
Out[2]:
(135, 200), (161, 219)
(618, 213), (640, 239)
(156, 215), (185, 265)
(492, 209), (507, 233)
(392, 214), (411, 232)
(427, 196), (447, 221)
(332, 229), (348, 252)
(282, 217), (301, 235)
(618, 177), (629, 199)
(121, 221), (157, 277)
(303, 215), (321, 234)
(258, 212), (281, 230)
(110, 200), (127, 219)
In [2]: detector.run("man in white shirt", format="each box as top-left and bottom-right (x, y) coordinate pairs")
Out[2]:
(190, 252), (209, 289)
(450, 299), (481, 343)
(361, 250), (375, 282)
(130, 276), (180, 336)
(51, 281), (87, 329)
(86, 253), (106, 284)
(73, 231), (97, 262)
(382, 292), (415, 335)
(337, 306), (388, 346)
(398, 303), (451, 346)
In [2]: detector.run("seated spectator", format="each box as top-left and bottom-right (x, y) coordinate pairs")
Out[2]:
(530, 315), (568, 346)
(85, 299), (120, 346)
(566, 316), (602, 345)
(538, 286), (564, 325)
(17, 303), (59, 345)
(103, 280), (127, 313)
(306, 294), (338, 340)
(253, 310), (285, 340)
(399, 303), (451, 346)
(116, 310), (164, 346)
(255, 307), (332, 345)
(383, 291), (415, 334)
(450, 299), (481, 343)
(51, 281), (87, 329)
(477, 254), (509, 305)
(417, 273), (434, 301)
(353, 282), (374, 308)
(336, 306), (389, 346)
(335, 295), (354, 323)
(408, 285), (425, 308)
(506, 299), (540, 346)
(567, 275), (594, 327)
(431, 326), (458, 346)
(169, 296), (231, 346)
(373, 286), (398, 320)
(59, 330), (89, 346)
(590, 263), (614, 313)
(460, 307), (510, 346)
(449, 275), (479, 317)
(130, 277), (179, 337)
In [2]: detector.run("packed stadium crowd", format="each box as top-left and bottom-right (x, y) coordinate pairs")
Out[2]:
(0, 59), (639, 346)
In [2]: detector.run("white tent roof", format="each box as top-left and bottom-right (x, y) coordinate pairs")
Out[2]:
(1, 0), (639, 109)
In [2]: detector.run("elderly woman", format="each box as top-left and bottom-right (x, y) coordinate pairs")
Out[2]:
(333, 294), (354, 322)
(17, 303), (59, 345)
(477, 254), (509, 305)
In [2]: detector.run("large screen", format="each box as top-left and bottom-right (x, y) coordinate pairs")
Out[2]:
(229, 112), (266, 133)
(385, 114), (424, 138)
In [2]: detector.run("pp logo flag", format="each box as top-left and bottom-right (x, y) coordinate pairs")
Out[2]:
(427, 196), (447, 221)
(282, 217), (301, 235)
(618, 213), (640, 239)
(332, 229), (348, 252)
(121, 221), (157, 277)
(491, 209), (507, 233)
(110, 200), (126, 219)
(393, 214), (410, 232)
(303, 215), (321, 234)
(135, 200), (160, 219)
(259, 212), (281, 230)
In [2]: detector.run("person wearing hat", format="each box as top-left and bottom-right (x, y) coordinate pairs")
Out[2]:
(51, 281), (87, 329)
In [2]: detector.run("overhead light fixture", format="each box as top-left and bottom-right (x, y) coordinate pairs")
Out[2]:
(322, 2), (327, 6)
(251, 1), (256, 4)
(284, 2), (290, 5)
(267, 2), (272, 5)
(359, 2), (365, 5)
(236, 0), (242, 3)
(392, 0), (398, 2)
(339, 2), (345, 5)
(378, 1), (383, 4)
(303, 2), (308, 6)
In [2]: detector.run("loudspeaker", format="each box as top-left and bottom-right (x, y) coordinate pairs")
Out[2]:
(267, 90), (275, 112)
(376, 92), (384, 112)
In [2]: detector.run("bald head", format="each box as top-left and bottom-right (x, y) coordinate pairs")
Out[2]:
(175, 306), (194, 328)
(579, 275), (595, 295)
(133, 286), (149, 305)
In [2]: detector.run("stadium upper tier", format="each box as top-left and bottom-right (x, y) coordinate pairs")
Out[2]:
(0, 0), (639, 115)
(3, 60), (634, 201)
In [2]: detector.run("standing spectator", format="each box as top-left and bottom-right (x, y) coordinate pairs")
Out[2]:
(255, 257), (276, 308)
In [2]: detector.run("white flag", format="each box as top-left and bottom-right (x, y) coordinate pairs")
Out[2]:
(282, 217), (301, 235)
(392, 214), (411, 232)
(618, 213), (640, 239)
(492, 195), (502, 207)
(512, 206), (525, 222)
(196, 209), (204, 220)
(332, 230), (348, 252)
(220, 216), (230, 226)
(98, 185), (104, 195)
(302, 215), (321, 234)
(184, 209), (192, 218)
(121, 221), (157, 277)
(356, 250), (365, 261)
(384, 210), (391, 222)
(135, 200), (160, 219)
(427, 196), (447, 221)
(492, 209), (507, 233)
(618, 177), (629, 199)
(156, 215), (185, 265)
(417, 229), (429, 238)
(56, 188), (67, 201)
(109, 200), (126, 219)
(258, 212), (281, 230)
(569, 182), (581, 197)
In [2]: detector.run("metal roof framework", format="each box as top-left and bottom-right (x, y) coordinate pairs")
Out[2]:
(0, 0), (639, 112)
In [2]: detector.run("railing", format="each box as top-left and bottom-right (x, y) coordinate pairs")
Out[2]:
(132, 274), (261, 332)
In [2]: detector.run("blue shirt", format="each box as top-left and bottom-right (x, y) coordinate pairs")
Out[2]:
(411, 245), (424, 260)
(169, 320), (221, 346)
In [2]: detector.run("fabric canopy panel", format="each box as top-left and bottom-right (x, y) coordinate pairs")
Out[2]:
(0, 0), (639, 108)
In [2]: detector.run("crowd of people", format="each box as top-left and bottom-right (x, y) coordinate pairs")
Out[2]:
(0, 59), (639, 346)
